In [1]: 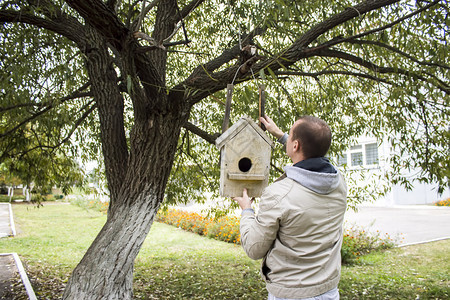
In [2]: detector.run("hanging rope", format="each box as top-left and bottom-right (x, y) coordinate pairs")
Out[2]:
(223, 1), (266, 132)
(259, 84), (266, 130)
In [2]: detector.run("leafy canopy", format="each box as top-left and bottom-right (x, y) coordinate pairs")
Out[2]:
(0, 0), (448, 207)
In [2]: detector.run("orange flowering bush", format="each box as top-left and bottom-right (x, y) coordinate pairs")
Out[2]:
(156, 209), (241, 244)
(342, 223), (397, 264)
(206, 215), (240, 244)
(157, 209), (213, 236)
(76, 202), (397, 262)
(70, 196), (109, 214)
(157, 209), (398, 263)
(87, 200), (109, 214)
(434, 198), (450, 207)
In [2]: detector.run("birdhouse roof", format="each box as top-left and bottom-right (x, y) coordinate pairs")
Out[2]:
(215, 116), (274, 150)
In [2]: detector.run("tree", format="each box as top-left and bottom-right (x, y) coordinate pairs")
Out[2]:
(0, 122), (84, 199)
(1, 0), (448, 298)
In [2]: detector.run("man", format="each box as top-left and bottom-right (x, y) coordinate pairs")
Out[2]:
(233, 115), (347, 300)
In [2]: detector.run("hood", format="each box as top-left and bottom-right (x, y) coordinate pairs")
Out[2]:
(284, 158), (340, 195)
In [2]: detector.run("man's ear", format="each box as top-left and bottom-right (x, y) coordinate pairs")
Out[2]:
(293, 140), (300, 152)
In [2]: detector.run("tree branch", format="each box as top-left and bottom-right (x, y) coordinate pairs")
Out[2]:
(346, 39), (450, 71)
(171, 0), (402, 104)
(178, 0), (205, 21)
(275, 69), (393, 85)
(304, 0), (441, 55)
(106, 0), (119, 11)
(279, 0), (402, 62)
(65, 0), (129, 49)
(52, 101), (97, 150)
(16, 101), (96, 158)
(180, 147), (215, 190)
(315, 48), (450, 94)
(0, 92), (92, 113)
(0, 84), (92, 138)
(172, 26), (266, 99)
(0, 9), (85, 45)
(131, 0), (160, 31)
(183, 121), (219, 145)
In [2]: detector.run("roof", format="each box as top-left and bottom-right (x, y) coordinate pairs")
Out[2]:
(215, 116), (274, 149)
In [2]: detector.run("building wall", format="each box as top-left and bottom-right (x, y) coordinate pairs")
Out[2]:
(338, 135), (449, 206)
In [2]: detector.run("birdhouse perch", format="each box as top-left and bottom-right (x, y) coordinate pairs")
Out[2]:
(216, 116), (274, 198)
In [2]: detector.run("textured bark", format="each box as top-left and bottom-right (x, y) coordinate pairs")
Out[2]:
(62, 196), (156, 300)
(83, 26), (129, 205)
(62, 2), (189, 297)
(63, 112), (187, 299)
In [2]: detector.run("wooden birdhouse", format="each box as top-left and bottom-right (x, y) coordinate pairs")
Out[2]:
(216, 116), (274, 198)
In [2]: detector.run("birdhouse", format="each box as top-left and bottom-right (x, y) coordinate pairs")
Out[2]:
(216, 116), (274, 198)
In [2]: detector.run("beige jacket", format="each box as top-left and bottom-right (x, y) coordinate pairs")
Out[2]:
(240, 165), (347, 299)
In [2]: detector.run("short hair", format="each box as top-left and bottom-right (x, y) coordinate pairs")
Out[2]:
(290, 116), (332, 159)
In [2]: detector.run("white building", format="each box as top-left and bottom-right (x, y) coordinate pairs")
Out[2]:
(337, 136), (449, 206)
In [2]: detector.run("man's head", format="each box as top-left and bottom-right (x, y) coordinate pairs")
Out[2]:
(287, 116), (331, 162)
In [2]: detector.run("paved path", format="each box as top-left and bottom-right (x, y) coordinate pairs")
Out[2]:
(0, 204), (37, 299)
(344, 205), (450, 246)
(0, 254), (19, 298)
(0, 203), (12, 238)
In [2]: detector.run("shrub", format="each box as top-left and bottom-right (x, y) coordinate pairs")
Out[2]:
(156, 209), (398, 261)
(0, 193), (64, 202)
(341, 223), (397, 264)
(70, 196), (109, 214)
(0, 195), (25, 202)
(156, 209), (241, 244)
(157, 209), (212, 236)
(434, 198), (450, 207)
(72, 203), (397, 262)
(206, 215), (240, 244)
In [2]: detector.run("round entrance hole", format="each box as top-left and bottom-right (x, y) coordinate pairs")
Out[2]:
(238, 157), (252, 172)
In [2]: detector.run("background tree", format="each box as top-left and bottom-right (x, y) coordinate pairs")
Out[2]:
(0, 123), (84, 199)
(0, 0), (448, 298)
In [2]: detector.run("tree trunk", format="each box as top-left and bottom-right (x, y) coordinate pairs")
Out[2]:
(62, 4), (188, 297)
(82, 26), (129, 206)
(63, 112), (185, 299)
(62, 193), (159, 299)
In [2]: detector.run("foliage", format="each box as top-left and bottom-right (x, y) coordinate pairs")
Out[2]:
(163, 0), (450, 207)
(156, 208), (241, 244)
(1, 203), (448, 299)
(0, 195), (24, 202)
(341, 222), (398, 264)
(0, 164), (22, 187)
(205, 215), (241, 244)
(1, 0), (449, 296)
(0, 22), (87, 196)
(434, 198), (450, 206)
(156, 208), (397, 262)
(0, 1), (448, 209)
(69, 195), (109, 214)
(156, 208), (212, 236)
(0, 137), (85, 202)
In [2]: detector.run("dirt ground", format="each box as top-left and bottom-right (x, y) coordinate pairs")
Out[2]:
(0, 254), (28, 299)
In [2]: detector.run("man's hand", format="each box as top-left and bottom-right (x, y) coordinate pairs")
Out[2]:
(232, 188), (253, 210)
(259, 115), (284, 139)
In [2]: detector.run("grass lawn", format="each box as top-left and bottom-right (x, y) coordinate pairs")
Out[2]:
(0, 203), (449, 299)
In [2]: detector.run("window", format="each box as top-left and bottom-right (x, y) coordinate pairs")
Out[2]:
(350, 145), (362, 151)
(338, 141), (379, 168)
(365, 143), (379, 165)
(351, 152), (363, 166)
(338, 154), (347, 166)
